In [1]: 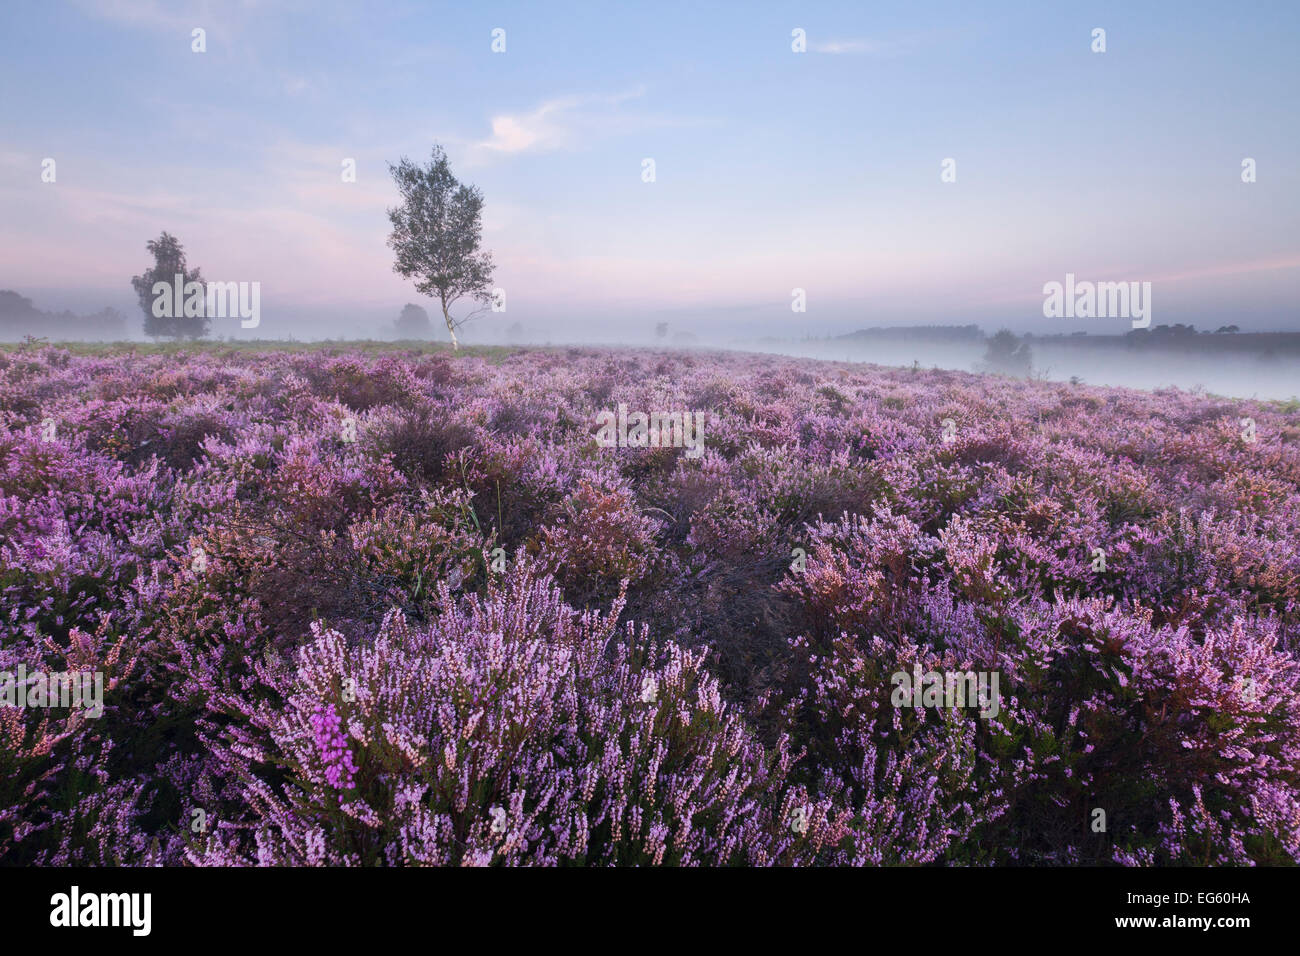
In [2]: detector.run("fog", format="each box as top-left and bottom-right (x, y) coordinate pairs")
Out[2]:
(4, 287), (1297, 402)
(738, 337), (1300, 402)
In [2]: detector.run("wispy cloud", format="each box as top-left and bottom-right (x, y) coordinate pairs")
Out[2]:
(472, 87), (649, 156)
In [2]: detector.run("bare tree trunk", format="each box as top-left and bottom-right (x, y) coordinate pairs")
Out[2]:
(442, 305), (458, 351)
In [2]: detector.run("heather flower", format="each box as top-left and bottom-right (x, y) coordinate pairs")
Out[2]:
(309, 702), (358, 791)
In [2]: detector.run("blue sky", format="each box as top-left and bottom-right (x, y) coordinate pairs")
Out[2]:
(1, 0), (1297, 340)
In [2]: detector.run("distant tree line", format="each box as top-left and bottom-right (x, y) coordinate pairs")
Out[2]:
(0, 290), (126, 341)
(1031, 326), (1300, 356)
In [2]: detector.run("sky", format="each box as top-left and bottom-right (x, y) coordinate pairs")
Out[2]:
(1, 0), (1298, 342)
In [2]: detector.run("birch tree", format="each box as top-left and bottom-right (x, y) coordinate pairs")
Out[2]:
(386, 146), (494, 350)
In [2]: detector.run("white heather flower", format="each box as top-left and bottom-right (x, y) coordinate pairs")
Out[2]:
(489, 805), (507, 835)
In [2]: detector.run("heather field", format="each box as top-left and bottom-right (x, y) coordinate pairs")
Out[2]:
(2, 342), (1299, 867)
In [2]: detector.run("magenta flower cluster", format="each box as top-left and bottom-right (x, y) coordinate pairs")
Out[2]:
(1, 342), (1297, 866)
(309, 702), (357, 792)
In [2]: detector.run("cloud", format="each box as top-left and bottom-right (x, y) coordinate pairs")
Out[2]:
(1148, 254), (1300, 284)
(473, 87), (648, 156)
(479, 105), (563, 153)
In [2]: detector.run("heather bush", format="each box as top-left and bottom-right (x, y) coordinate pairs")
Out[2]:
(536, 473), (662, 603)
(190, 562), (841, 866)
(347, 488), (485, 607)
(775, 631), (1012, 865)
(979, 598), (1300, 864)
